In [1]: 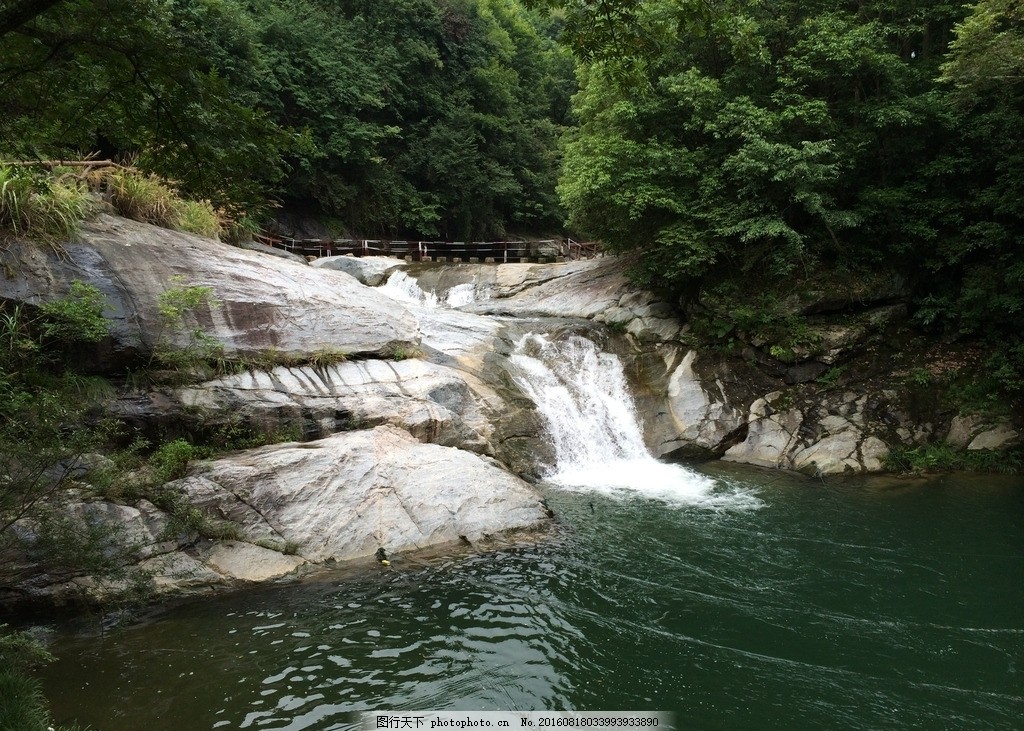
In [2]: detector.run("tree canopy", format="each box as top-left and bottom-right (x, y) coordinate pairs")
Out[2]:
(0, 0), (575, 237)
(532, 0), (1024, 392)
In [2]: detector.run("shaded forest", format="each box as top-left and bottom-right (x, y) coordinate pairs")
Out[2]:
(2, 0), (1023, 390)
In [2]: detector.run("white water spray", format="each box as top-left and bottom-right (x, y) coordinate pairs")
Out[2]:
(379, 271), (485, 309)
(511, 333), (761, 509)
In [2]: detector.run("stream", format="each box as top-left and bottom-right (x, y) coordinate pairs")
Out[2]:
(39, 269), (1024, 731)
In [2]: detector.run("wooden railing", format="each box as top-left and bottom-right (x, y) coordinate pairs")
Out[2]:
(253, 233), (602, 262)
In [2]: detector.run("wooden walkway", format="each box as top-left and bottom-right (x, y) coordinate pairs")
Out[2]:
(254, 233), (601, 263)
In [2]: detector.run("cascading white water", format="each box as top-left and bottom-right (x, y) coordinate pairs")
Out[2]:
(380, 271), (441, 308)
(379, 271), (484, 309)
(511, 333), (761, 508)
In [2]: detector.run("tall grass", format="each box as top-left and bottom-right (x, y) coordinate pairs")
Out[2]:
(0, 669), (49, 731)
(0, 165), (92, 243)
(106, 170), (222, 239)
(1, 162), (225, 243)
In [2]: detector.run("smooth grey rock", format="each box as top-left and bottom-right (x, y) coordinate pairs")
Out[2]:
(860, 436), (890, 471)
(174, 359), (493, 452)
(426, 258), (682, 343)
(947, 414), (985, 449)
(723, 396), (804, 469)
(0, 215), (420, 365)
(310, 255), (404, 286)
(236, 239), (309, 264)
(655, 350), (745, 458)
(792, 432), (862, 474)
(141, 551), (224, 592)
(176, 426), (548, 563)
(202, 541), (305, 581)
(967, 424), (1019, 451)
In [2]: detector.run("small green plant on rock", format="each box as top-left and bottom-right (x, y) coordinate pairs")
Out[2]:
(151, 276), (225, 374)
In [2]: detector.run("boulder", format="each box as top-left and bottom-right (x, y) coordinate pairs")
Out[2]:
(653, 350), (746, 459)
(722, 391), (893, 474)
(201, 541), (306, 582)
(723, 395), (805, 469)
(169, 359), (494, 452)
(967, 424), (1019, 451)
(0, 214), (420, 366)
(310, 255), (404, 286)
(176, 426), (549, 563)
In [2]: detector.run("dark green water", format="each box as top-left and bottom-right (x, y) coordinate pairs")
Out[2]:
(41, 467), (1024, 731)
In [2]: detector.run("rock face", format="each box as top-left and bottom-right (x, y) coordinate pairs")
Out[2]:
(0, 215), (419, 364)
(720, 391), (892, 474)
(169, 359), (494, 452)
(644, 349), (748, 460)
(410, 258), (683, 343)
(159, 358), (495, 452)
(177, 426), (549, 562)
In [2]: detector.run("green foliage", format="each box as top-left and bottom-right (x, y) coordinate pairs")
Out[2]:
(106, 170), (222, 238)
(886, 443), (1023, 474)
(0, 626), (53, 672)
(151, 276), (225, 372)
(0, 0), (575, 238)
(149, 438), (199, 483)
(0, 667), (49, 731)
(690, 283), (822, 357)
(538, 0), (1024, 406)
(816, 365), (845, 388)
(0, 283), (110, 535)
(0, 165), (92, 244)
(386, 344), (425, 361)
(37, 281), (110, 344)
(307, 348), (348, 368)
(151, 486), (242, 542)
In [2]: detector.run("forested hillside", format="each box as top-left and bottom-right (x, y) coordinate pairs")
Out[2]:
(0, 0), (574, 239)
(530, 0), (1024, 400)
(2, 0), (1023, 395)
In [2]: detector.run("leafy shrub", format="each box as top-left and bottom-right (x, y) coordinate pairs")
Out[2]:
(106, 171), (178, 228)
(0, 668), (49, 731)
(37, 281), (110, 344)
(149, 438), (197, 483)
(151, 276), (225, 372)
(885, 444), (1023, 474)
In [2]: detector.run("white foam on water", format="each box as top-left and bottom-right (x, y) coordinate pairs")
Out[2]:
(444, 282), (478, 308)
(380, 271), (440, 308)
(379, 272), (485, 309)
(510, 333), (762, 510)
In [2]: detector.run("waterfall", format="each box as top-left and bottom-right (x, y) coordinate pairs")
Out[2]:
(511, 333), (761, 508)
(380, 271), (441, 308)
(379, 271), (485, 309)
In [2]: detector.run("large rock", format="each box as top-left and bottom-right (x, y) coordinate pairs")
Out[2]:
(176, 426), (549, 562)
(201, 541), (306, 582)
(722, 391), (893, 474)
(236, 238), (309, 265)
(169, 359), (494, 452)
(651, 350), (747, 459)
(407, 259), (682, 342)
(0, 215), (420, 365)
(310, 255), (404, 285)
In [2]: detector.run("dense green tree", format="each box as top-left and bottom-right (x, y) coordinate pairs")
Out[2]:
(0, 0), (574, 236)
(546, 0), (967, 285)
